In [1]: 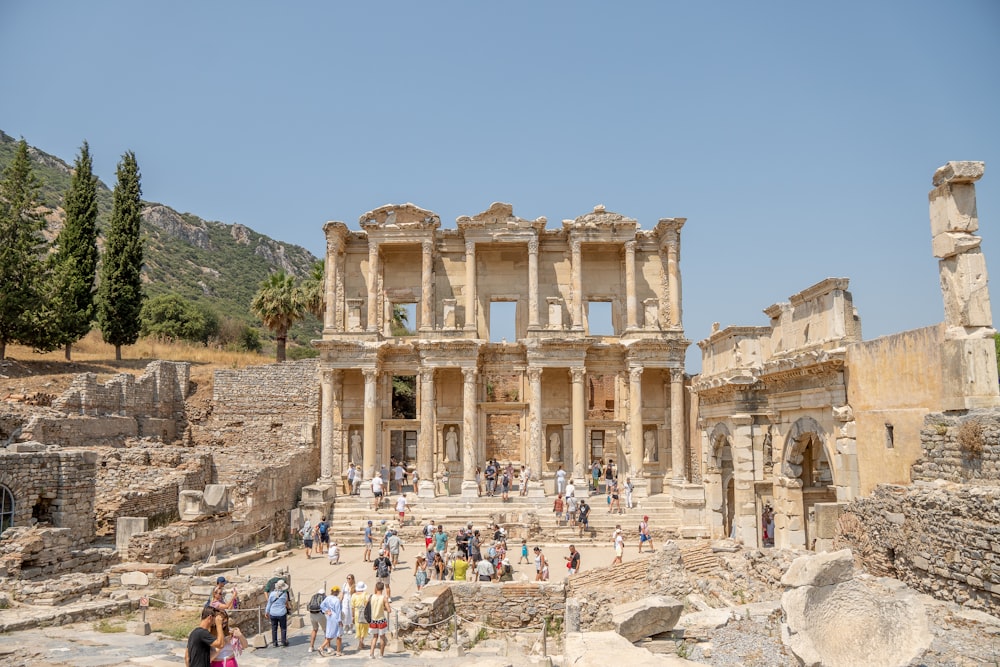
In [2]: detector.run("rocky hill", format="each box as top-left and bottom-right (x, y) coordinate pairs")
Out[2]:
(0, 130), (318, 327)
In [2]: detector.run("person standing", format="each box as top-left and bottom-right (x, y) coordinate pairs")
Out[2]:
(414, 555), (429, 592)
(386, 530), (404, 566)
(612, 526), (625, 565)
(306, 588), (327, 653)
(347, 462), (357, 495)
(317, 516), (330, 552)
(395, 493), (408, 525)
(363, 520), (374, 562)
(371, 472), (385, 511)
(565, 478), (575, 500)
(433, 524), (448, 558)
(264, 579), (290, 648)
(423, 519), (435, 550)
(577, 500), (591, 538)
(485, 460), (497, 496)
(624, 476), (634, 510)
(638, 515), (653, 553)
(209, 610), (247, 667)
(533, 546), (549, 581)
(368, 581), (391, 659)
(300, 518), (314, 559)
(609, 478), (623, 514)
(553, 494), (565, 526)
(566, 493), (578, 527)
(185, 606), (225, 667)
(565, 544), (581, 574)
(474, 555), (496, 582)
(373, 548), (393, 600)
(452, 552), (470, 581)
(604, 459), (615, 490)
(556, 465), (567, 496)
(591, 460), (602, 492)
(393, 462), (405, 494)
(318, 586), (343, 657)
(351, 582), (370, 651)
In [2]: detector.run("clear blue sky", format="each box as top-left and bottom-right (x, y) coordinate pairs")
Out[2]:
(2, 1), (999, 370)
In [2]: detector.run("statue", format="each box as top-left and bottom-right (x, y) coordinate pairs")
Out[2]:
(445, 426), (459, 462)
(548, 430), (562, 462)
(643, 429), (657, 462)
(350, 429), (362, 465)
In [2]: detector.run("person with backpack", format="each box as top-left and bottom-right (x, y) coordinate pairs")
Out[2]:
(317, 516), (330, 551)
(300, 518), (314, 559)
(318, 585), (344, 657)
(351, 582), (370, 650)
(264, 579), (290, 648)
(306, 588), (326, 653)
(373, 548), (393, 599)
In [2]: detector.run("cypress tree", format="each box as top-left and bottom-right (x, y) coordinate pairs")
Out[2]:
(97, 151), (144, 361)
(38, 141), (100, 359)
(0, 139), (47, 360)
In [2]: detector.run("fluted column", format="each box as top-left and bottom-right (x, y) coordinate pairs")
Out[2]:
(624, 240), (637, 330)
(362, 368), (379, 485)
(319, 369), (342, 481)
(528, 239), (540, 329)
(420, 239), (434, 332)
(665, 232), (682, 327)
(464, 239), (477, 333)
(367, 240), (380, 333)
(323, 236), (340, 331)
(528, 367), (543, 490)
(628, 366), (644, 477)
(570, 238), (583, 330)
(571, 367), (587, 492)
(670, 368), (686, 481)
(461, 367), (479, 497)
(418, 369), (436, 497)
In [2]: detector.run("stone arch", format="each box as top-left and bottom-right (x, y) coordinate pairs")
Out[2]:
(0, 472), (28, 534)
(705, 423), (735, 539)
(775, 416), (836, 550)
(781, 416), (835, 488)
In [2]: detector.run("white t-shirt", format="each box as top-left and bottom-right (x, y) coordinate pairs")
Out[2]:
(565, 481), (575, 497)
(395, 496), (407, 513)
(372, 476), (384, 493)
(394, 465), (404, 481)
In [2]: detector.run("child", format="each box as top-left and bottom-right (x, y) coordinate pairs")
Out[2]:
(328, 540), (341, 565)
(518, 538), (529, 564)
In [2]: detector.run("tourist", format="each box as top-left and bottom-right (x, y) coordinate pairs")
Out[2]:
(591, 460), (602, 491)
(373, 548), (393, 599)
(317, 516), (330, 551)
(264, 579), (290, 647)
(386, 530), (403, 565)
(498, 558), (513, 581)
(363, 520), (374, 562)
(519, 465), (528, 496)
(209, 609), (246, 667)
(556, 465), (567, 496)
(208, 576), (234, 610)
(469, 529), (483, 564)
(453, 552), (470, 581)
(638, 515), (653, 553)
(395, 493), (408, 525)
(351, 582), (370, 651)
(612, 526), (624, 565)
(604, 459), (615, 490)
(456, 527), (469, 558)
(475, 466), (483, 495)
(340, 574), (356, 634)
(185, 606), (225, 667)
(500, 468), (511, 500)
(393, 461), (405, 494)
(368, 581), (391, 659)
(300, 518), (313, 559)
(624, 476), (634, 509)
(533, 546), (549, 581)
(432, 552), (447, 580)
(327, 540), (341, 565)
(352, 465), (362, 495)
(553, 494), (564, 526)
(474, 555), (496, 582)
(347, 462), (357, 495)
(577, 500), (590, 537)
(371, 471), (384, 511)
(433, 523), (448, 557)
(414, 555), (429, 592)
(518, 538), (529, 564)
(566, 493), (577, 527)
(565, 478), (575, 500)
(565, 544), (581, 574)
(609, 478), (623, 514)
(306, 588), (326, 653)
(318, 586), (343, 657)
(485, 460), (497, 496)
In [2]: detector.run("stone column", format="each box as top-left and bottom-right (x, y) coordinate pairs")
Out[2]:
(420, 239), (434, 332)
(465, 239), (477, 333)
(665, 230), (682, 327)
(624, 240), (637, 330)
(361, 369), (379, 491)
(418, 369), (436, 497)
(628, 366), (644, 480)
(322, 224), (346, 332)
(570, 239), (583, 330)
(461, 367), (479, 497)
(367, 240), (380, 333)
(319, 368), (342, 481)
(570, 366), (589, 495)
(527, 367), (544, 495)
(528, 239), (540, 329)
(670, 368), (686, 481)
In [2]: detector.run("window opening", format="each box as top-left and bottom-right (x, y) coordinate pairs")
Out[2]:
(0, 485), (13, 535)
(884, 423), (895, 449)
(390, 303), (416, 336)
(390, 430), (418, 463)
(587, 301), (614, 336)
(391, 375), (416, 419)
(489, 301), (517, 343)
(590, 429), (605, 461)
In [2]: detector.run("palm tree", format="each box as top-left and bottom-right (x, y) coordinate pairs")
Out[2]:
(250, 271), (304, 362)
(300, 260), (325, 320)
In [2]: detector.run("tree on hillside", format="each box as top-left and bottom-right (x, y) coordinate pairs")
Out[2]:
(251, 270), (304, 362)
(0, 139), (47, 360)
(37, 141), (100, 359)
(97, 151), (144, 361)
(300, 260), (326, 320)
(140, 293), (219, 344)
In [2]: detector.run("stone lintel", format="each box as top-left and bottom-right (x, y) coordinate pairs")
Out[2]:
(932, 161), (985, 187)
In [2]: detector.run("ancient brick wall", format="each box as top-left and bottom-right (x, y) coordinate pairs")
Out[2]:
(485, 413), (521, 462)
(124, 512), (281, 564)
(911, 410), (1000, 485)
(0, 526), (115, 581)
(836, 483), (1000, 615)
(52, 361), (190, 420)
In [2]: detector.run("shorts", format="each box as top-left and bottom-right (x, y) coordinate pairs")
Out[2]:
(324, 620), (342, 640)
(319, 534), (330, 545)
(376, 575), (390, 588)
(640, 534), (650, 542)
(399, 511), (405, 521)
(374, 490), (383, 497)
(369, 619), (388, 636)
(615, 544), (623, 557)
(303, 538), (314, 548)
(310, 612), (326, 631)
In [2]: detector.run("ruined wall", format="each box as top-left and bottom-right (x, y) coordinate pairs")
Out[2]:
(911, 409), (1000, 485)
(0, 526), (115, 581)
(124, 512), (278, 564)
(836, 483), (1000, 616)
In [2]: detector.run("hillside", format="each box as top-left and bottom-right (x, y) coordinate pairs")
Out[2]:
(0, 130), (321, 341)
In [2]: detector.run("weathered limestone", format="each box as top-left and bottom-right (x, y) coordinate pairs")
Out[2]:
(565, 631), (709, 666)
(178, 484), (229, 521)
(780, 548), (853, 588)
(115, 517), (148, 553)
(611, 595), (684, 642)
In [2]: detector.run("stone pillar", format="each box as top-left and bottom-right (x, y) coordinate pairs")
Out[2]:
(461, 367), (479, 497)
(362, 368), (379, 491)
(367, 240), (380, 333)
(571, 366), (589, 495)
(570, 239), (583, 330)
(527, 367), (544, 496)
(322, 223), (346, 332)
(420, 239), (434, 332)
(666, 233), (681, 328)
(624, 240), (637, 330)
(465, 239), (477, 333)
(418, 369), (436, 498)
(319, 369), (342, 481)
(670, 368), (686, 481)
(528, 238), (540, 329)
(628, 366), (644, 485)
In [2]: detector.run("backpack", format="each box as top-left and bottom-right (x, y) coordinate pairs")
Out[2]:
(362, 596), (372, 623)
(318, 522), (328, 537)
(376, 558), (390, 578)
(308, 592), (325, 613)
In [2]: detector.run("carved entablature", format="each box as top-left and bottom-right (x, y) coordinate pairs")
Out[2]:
(759, 358), (846, 395)
(480, 344), (528, 370)
(315, 340), (381, 367)
(695, 382), (766, 408)
(416, 340), (481, 367)
(765, 277), (861, 357)
(456, 202), (547, 234)
(359, 203), (441, 231)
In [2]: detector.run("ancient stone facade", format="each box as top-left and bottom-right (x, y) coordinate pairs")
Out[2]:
(314, 202), (692, 507)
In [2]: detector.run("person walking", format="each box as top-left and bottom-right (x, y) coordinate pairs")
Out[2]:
(351, 582), (370, 651)
(264, 579), (290, 648)
(565, 544), (581, 574)
(318, 586), (343, 657)
(371, 472), (385, 511)
(553, 494), (564, 526)
(577, 500), (591, 538)
(373, 548), (393, 600)
(609, 478), (623, 514)
(300, 518), (314, 559)
(533, 546), (549, 581)
(591, 460), (602, 491)
(556, 465), (567, 496)
(638, 515), (653, 553)
(368, 581), (391, 659)
(317, 516), (330, 552)
(624, 476), (634, 510)
(185, 606), (225, 667)
(612, 526), (625, 565)
(306, 588), (327, 653)
(363, 520), (374, 562)
(386, 530), (404, 566)
(395, 493), (408, 525)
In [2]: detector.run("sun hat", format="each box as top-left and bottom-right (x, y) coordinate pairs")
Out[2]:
(355, 581), (367, 592)
(330, 585), (341, 594)
(216, 576), (227, 584)
(317, 588), (325, 594)
(275, 580), (288, 591)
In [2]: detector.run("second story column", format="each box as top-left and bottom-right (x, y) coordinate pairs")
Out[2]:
(367, 240), (380, 333)
(319, 368), (343, 482)
(464, 239), (477, 334)
(420, 239), (434, 332)
(624, 240), (638, 329)
(322, 223), (347, 331)
(628, 365), (644, 477)
(571, 366), (589, 495)
(658, 220), (685, 328)
(571, 238), (583, 330)
(461, 367), (479, 497)
(527, 367), (543, 493)
(361, 368), (379, 491)
(670, 368), (686, 481)
(418, 369), (436, 497)
(528, 239), (540, 329)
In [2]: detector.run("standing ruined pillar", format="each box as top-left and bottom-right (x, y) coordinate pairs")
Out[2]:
(570, 238), (583, 330)
(628, 366), (644, 478)
(527, 367), (544, 494)
(418, 369), (436, 497)
(319, 368), (342, 481)
(528, 238), (540, 329)
(420, 239), (434, 332)
(624, 240), (638, 330)
(461, 367), (479, 497)
(362, 368), (379, 484)
(464, 239), (477, 334)
(570, 367), (588, 495)
(670, 368), (686, 481)
(366, 240), (380, 333)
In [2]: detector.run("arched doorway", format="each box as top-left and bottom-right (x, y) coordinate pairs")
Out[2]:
(706, 423), (734, 539)
(0, 485), (14, 535)
(776, 417), (836, 549)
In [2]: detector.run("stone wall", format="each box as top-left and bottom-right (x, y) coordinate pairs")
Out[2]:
(123, 512), (280, 564)
(0, 527), (116, 581)
(912, 409), (1000, 485)
(836, 483), (1000, 615)
(0, 443), (97, 541)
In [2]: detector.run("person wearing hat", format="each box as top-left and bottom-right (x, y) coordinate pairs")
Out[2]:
(318, 585), (343, 657)
(612, 525), (625, 565)
(306, 587), (327, 653)
(350, 581), (370, 650)
(208, 576), (234, 610)
(264, 579), (290, 647)
(638, 515), (653, 553)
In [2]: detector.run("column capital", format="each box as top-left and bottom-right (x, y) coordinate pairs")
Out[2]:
(461, 367), (478, 381)
(570, 367), (586, 383)
(629, 366), (644, 383)
(670, 367), (685, 383)
(527, 367), (542, 382)
(362, 368), (379, 382)
(465, 239), (476, 254)
(419, 368), (435, 383)
(528, 238), (539, 254)
(422, 239), (434, 254)
(570, 238), (582, 254)
(624, 239), (636, 253)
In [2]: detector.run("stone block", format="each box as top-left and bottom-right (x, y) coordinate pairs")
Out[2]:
(939, 249), (992, 327)
(813, 503), (846, 540)
(932, 231), (982, 259)
(116, 517), (148, 554)
(782, 548), (854, 588)
(202, 484), (229, 513)
(611, 595), (684, 642)
(930, 182), (979, 236)
(133, 621), (151, 636)
(120, 571), (149, 587)
(179, 490), (207, 521)
(932, 160), (985, 187)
